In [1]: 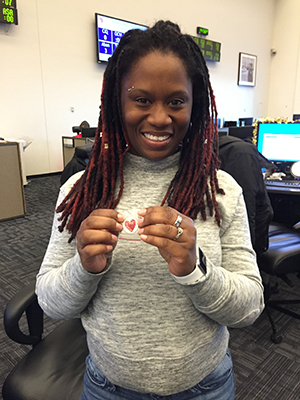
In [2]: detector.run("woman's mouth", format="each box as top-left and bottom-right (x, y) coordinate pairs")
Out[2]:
(142, 133), (171, 142)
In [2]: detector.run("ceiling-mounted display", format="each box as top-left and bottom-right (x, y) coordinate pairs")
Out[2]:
(0, 0), (18, 25)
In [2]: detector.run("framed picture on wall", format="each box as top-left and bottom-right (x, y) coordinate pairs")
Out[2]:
(237, 52), (257, 87)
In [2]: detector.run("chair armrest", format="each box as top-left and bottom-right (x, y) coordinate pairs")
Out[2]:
(3, 281), (44, 346)
(293, 221), (300, 230)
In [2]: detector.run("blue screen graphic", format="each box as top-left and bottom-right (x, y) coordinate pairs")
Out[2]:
(96, 14), (148, 63)
(257, 123), (300, 162)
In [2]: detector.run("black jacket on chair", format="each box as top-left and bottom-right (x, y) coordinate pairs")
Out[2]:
(219, 135), (274, 255)
(60, 143), (94, 186)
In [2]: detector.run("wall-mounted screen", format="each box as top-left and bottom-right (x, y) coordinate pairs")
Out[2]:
(0, 3), (18, 25)
(191, 35), (221, 62)
(256, 122), (300, 163)
(95, 13), (148, 63)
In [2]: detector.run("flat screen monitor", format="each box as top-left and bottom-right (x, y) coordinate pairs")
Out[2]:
(239, 117), (253, 126)
(293, 114), (300, 121)
(256, 122), (300, 162)
(95, 13), (148, 63)
(223, 121), (237, 128)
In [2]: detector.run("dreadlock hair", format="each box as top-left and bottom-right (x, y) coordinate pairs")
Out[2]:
(57, 20), (224, 242)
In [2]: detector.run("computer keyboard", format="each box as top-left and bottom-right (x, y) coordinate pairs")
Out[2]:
(265, 179), (300, 187)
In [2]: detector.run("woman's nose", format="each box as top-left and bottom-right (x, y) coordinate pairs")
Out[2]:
(147, 104), (172, 127)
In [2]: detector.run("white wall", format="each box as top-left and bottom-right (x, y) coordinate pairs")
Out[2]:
(267, 0), (300, 118)
(0, 0), (276, 175)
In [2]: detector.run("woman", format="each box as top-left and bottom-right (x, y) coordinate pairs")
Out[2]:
(36, 21), (264, 400)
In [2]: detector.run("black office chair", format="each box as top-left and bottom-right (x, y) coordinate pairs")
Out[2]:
(60, 142), (94, 185)
(257, 221), (300, 343)
(2, 281), (88, 400)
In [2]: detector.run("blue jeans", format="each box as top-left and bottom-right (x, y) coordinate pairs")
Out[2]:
(80, 349), (235, 400)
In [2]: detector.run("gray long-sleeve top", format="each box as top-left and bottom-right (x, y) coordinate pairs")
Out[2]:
(36, 151), (264, 396)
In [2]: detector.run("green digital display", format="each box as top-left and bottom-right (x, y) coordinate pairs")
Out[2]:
(1, 0), (17, 7)
(0, 5), (17, 24)
(191, 35), (221, 62)
(197, 27), (209, 36)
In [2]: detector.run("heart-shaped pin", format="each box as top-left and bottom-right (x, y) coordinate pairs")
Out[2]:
(125, 219), (136, 232)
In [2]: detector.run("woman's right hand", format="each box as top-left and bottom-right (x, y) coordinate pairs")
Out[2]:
(76, 210), (124, 273)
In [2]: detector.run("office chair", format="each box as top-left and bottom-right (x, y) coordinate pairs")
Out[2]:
(257, 221), (300, 343)
(60, 142), (94, 185)
(2, 281), (88, 400)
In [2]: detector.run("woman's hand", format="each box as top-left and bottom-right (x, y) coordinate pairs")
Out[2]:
(76, 210), (124, 273)
(137, 206), (197, 277)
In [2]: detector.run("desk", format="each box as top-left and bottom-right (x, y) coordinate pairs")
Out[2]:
(5, 138), (32, 185)
(0, 142), (25, 221)
(265, 180), (300, 226)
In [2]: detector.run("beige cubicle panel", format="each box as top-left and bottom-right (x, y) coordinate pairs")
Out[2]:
(62, 136), (87, 168)
(0, 141), (26, 221)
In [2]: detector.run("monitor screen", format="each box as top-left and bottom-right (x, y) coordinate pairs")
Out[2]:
(256, 122), (300, 162)
(293, 114), (300, 121)
(95, 14), (148, 63)
(239, 117), (253, 126)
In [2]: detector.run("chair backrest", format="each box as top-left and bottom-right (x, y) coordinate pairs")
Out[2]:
(2, 283), (89, 400)
(219, 135), (273, 254)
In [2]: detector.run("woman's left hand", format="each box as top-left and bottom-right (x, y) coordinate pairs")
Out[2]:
(137, 206), (197, 277)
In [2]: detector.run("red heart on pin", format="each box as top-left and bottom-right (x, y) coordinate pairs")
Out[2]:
(125, 219), (136, 232)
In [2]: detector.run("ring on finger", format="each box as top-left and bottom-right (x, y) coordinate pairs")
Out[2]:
(78, 238), (85, 247)
(173, 227), (183, 241)
(174, 214), (183, 227)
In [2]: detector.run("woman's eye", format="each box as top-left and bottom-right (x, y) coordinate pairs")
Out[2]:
(170, 99), (184, 106)
(136, 98), (149, 104)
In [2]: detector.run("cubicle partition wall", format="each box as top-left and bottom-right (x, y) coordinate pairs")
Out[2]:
(0, 142), (25, 221)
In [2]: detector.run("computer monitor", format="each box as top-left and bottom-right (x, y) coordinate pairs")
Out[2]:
(228, 126), (254, 140)
(223, 121), (237, 127)
(95, 14), (148, 63)
(292, 114), (300, 121)
(239, 117), (253, 126)
(81, 127), (97, 138)
(256, 122), (300, 163)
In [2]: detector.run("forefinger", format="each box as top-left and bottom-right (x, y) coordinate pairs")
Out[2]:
(137, 206), (182, 227)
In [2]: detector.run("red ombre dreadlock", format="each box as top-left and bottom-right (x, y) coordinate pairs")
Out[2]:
(57, 21), (224, 242)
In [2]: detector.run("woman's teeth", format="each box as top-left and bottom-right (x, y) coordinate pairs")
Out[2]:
(143, 133), (170, 141)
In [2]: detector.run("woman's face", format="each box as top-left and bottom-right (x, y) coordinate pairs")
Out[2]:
(121, 51), (193, 160)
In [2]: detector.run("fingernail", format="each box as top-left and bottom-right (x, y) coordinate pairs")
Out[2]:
(140, 234), (147, 241)
(138, 209), (147, 216)
(111, 234), (118, 241)
(116, 223), (123, 230)
(137, 217), (144, 226)
(117, 213), (125, 221)
(138, 228), (144, 234)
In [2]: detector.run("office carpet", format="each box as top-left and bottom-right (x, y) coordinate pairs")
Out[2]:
(0, 173), (300, 400)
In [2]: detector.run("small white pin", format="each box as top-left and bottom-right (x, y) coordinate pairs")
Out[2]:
(123, 217), (138, 234)
(119, 210), (141, 241)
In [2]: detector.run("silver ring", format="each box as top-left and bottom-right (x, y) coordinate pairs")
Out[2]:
(174, 215), (183, 227)
(78, 238), (85, 247)
(173, 227), (183, 241)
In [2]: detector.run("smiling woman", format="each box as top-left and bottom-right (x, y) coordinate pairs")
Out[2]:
(121, 51), (193, 160)
(36, 20), (264, 400)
